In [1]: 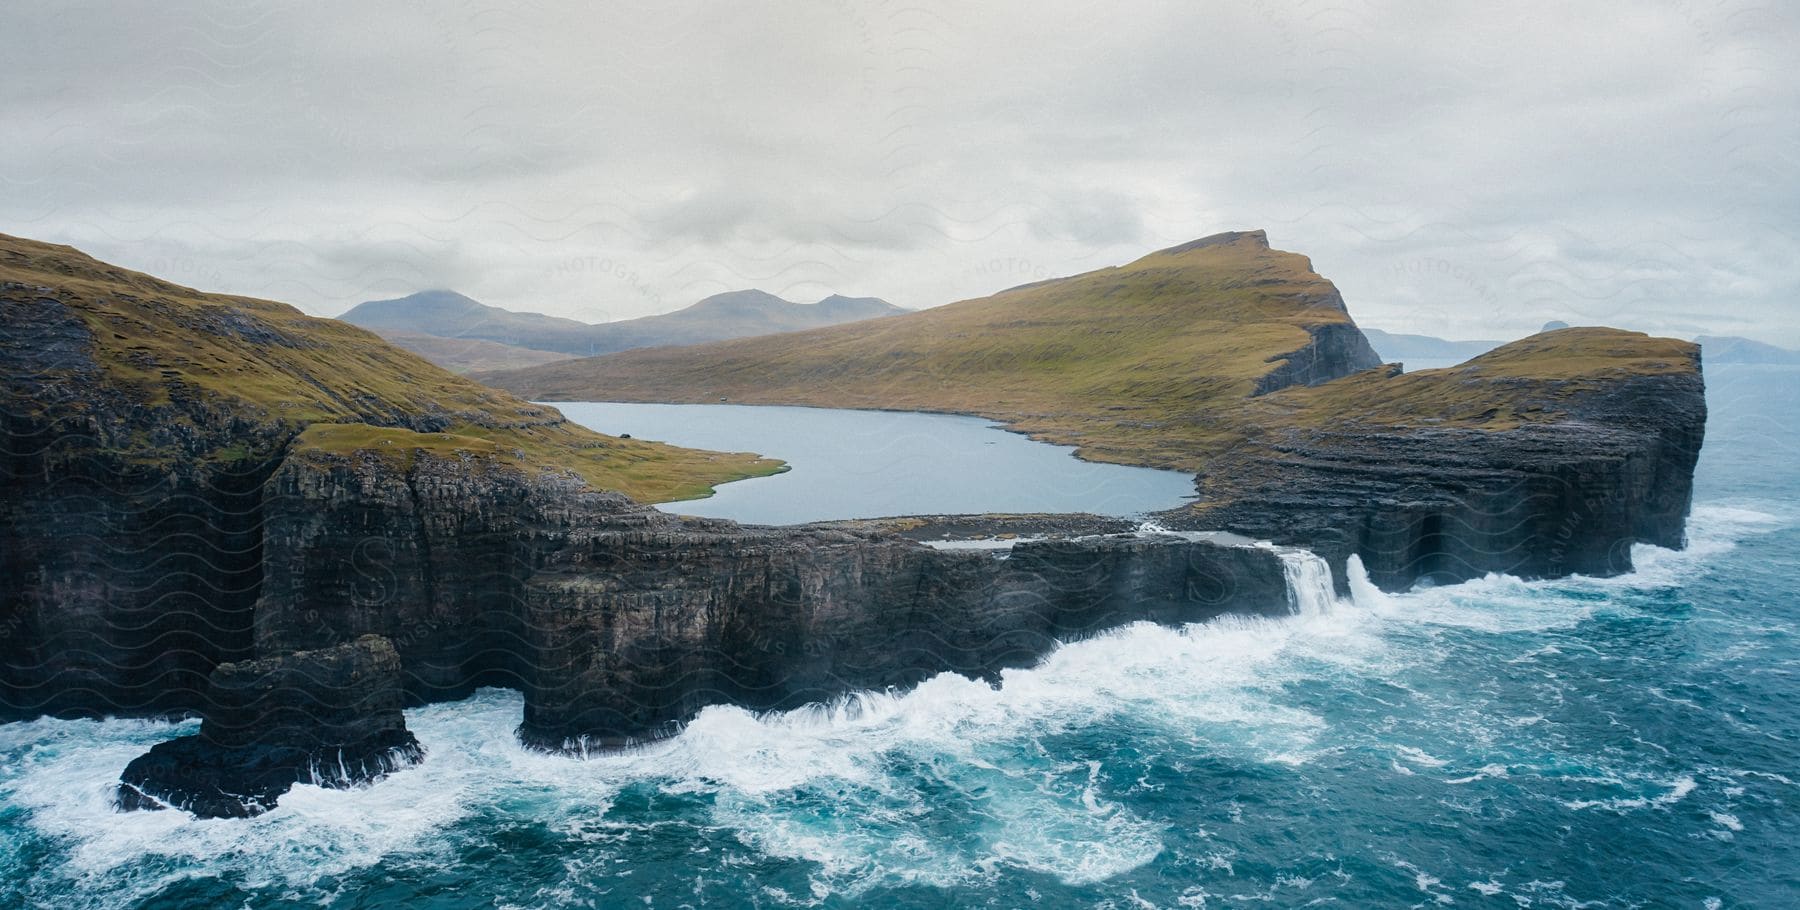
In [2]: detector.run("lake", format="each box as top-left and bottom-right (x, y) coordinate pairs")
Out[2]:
(551, 401), (1197, 524)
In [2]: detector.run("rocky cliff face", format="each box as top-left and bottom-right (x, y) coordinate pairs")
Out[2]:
(89, 441), (1297, 815)
(1254, 319), (1384, 394)
(247, 446), (657, 703)
(236, 447), (1294, 749)
(1, 290), (279, 719)
(1176, 329), (1707, 590)
(2, 234), (1710, 820)
(117, 636), (422, 817)
(519, 529), (1290, 747)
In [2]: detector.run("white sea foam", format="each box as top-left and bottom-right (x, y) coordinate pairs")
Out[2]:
(0, 497), (1783, 903)
(1562, 775), (1698, 812)
(0, 547), (1380, 901)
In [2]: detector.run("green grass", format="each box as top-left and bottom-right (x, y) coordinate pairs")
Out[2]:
(481, 230), (1361, 471)
(1257, 327), (1701, 431)
(480, 233), (1700, 475)
(1, 233), (784, 503)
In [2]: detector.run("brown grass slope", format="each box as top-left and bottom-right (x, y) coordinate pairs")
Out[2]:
(0, 233), (781, 502)
(376, 331), (578, 374)
(1255, 326), (1699, 431)
(480, 230), (1382, 470)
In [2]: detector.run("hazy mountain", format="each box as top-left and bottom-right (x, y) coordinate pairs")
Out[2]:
(1361, 328), (1503, 364)
(338, 288), (906, 360)
(1696, 335), (1800, 364)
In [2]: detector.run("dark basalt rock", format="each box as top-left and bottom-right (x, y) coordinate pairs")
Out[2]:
(234, 445), (1293, 748)
(517, 530), (1291, 748)
(1175, 364), (1707, 591)
(117, 636), (423, 818)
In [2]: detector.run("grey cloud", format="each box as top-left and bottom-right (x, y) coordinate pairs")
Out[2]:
(0, 0), (1794, 344)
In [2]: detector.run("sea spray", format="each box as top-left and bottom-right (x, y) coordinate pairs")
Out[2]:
(1347, 554), (1390, 609)
(1, 505), (1790, 907)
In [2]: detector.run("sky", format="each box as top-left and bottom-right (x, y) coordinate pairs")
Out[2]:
(4, 1), (1797, 345)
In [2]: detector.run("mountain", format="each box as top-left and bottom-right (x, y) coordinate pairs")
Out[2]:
(1696, 335), (1800, 364)
(1361, 327), (1503, 364)
(339, 287), (907, 361)
(481, 229), (1705, 591)
(481, 230), (1384, 470)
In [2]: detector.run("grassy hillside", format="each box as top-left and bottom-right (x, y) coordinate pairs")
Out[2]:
(377, 331), (577, 373)
(0, 234), (782, 502)
(340, 288), (906, 359)
(480, 230), (1379, 470)
(1253, 327), (1701, 431)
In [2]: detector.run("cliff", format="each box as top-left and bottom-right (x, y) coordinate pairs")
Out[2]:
(241, 441), (1293, 749)
(0, 234), (783, 722)
(118, 437), (1295, 813)
(0, 232), (1707, 818)
(1176, 328), (1707, 588)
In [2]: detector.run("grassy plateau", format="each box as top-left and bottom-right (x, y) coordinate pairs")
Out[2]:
(0, 233), (783, 503)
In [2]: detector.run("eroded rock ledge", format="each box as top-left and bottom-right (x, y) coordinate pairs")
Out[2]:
(105, 447), (1293, 813)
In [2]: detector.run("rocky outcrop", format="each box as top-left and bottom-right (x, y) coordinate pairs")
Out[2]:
(519, 530), (1290, 747)
(237, 448), (1293, 748)
(1176, 331), (1707, 590)
(116, 636), (421, 818)
(1254, 320), (1384, 394)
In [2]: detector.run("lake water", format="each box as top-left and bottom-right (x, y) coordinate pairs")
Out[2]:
(3, 366), (1797, 908)
(552, 401), (1198, 523)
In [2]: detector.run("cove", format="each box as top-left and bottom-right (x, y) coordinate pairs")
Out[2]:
(552, 401), (1197, 524)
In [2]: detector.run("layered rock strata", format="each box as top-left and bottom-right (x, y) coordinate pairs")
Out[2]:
(116, 636), (421, 818)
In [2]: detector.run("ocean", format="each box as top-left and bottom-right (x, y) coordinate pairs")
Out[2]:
(2, 364), (1794, 908)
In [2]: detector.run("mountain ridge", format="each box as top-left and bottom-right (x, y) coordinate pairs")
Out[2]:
(340, 286), (906, 364)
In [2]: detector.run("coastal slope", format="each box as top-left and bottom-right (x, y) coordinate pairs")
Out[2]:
(0, 232), (780, 721)
(482, 230), (1706, 588)
(480, 230), (1384, 470)
(1190, 328), (1706, 588)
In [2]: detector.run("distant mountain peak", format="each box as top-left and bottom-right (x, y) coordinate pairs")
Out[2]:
(339, 285), (903, 363)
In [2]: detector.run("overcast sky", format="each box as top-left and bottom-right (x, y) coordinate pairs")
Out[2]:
(4, 1), (1796, 344)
